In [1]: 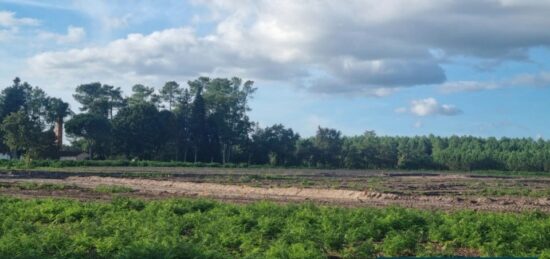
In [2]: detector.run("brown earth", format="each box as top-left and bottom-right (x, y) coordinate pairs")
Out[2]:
(1, 168), (549, 213)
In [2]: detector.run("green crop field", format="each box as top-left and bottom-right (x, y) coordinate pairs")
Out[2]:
(0, 197), (549, 258)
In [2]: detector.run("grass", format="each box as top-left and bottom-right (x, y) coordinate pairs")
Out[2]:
(0, 182), (77, 191)
(15, 182), (74, 190)
(94, 185), (134, 193)
(479, 187), (550, 198)
(1, 159), (549, 177)
(0, 197), (549, 258)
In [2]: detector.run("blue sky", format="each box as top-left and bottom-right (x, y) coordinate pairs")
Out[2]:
(1, 0), (549, 138)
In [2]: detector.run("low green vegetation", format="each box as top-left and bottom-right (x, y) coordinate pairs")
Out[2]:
(0, 197), (549, 258)
(0, 159), (252, 169)
(479, 187), (550, 198)
(94, 185), (134, 193)
(0, 182), (76, 191)
(15, 182), (74, 191)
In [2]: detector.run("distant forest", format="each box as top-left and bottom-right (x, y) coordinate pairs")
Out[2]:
(1, 77), (549, 172)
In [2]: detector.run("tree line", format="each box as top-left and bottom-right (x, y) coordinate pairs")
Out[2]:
(1, 77), (549, 172)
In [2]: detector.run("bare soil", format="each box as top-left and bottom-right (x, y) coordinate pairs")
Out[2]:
(1, 168), (549, 212)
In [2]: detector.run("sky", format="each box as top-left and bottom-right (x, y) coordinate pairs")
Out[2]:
(1, 0), (550, 138)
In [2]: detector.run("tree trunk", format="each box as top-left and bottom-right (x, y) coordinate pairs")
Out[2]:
(184, 148), (188, 162)
(221, 143), (227, 164)
(227, 144), (232, 163)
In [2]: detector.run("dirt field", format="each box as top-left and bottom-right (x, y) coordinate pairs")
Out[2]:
(1, 167), (549, 212)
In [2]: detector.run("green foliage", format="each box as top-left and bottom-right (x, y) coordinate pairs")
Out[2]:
(1, 111), (41, 155)
(0, 197), (548, 258)
(112, 103), (166, 160)
(0, 159), (234, 168)
(3, 77), (550, 173)
(73, 82), (124, 119)
(65, 113), (112, 159)
(128, 84), (161, 108)
(44, 97), (71, 124)
(1, 110), (55, 160)
(160, 81), (181, 111)
(94, 185), (134, 193)
(250, 124), (300, 166)
(15, 182), (75, 190)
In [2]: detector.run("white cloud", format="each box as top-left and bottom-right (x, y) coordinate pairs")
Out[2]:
(27, 26), (310, 88)
(397, 98), (462, 117)
(440, 72), (550, 93)
(0, 10), (39, 42)
(24, 1), (550, 94)
(0, 11), (39, 27)
(439, 81), (499, 93)
(103, 14), (132, 30)
(38, 26), (86, 44)
(0, 0), (72, 10)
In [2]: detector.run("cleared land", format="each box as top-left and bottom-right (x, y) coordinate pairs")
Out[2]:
(1, 167), (549, 213)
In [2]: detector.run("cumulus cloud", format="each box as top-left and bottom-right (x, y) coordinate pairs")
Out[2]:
(0, 10), (39, 42)
(440, 72), (550, 93)
(0, 11), (39, 27)
(38, 26), (86, 44)
(397, 98), (462, 117)
(27, 26), (310, 87)
(25, 1), (550, 93)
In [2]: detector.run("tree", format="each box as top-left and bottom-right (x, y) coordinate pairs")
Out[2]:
(188, 85), (208, 162)
(65, 114), (112, 159)
(25, 86), (48, 121)
(128, 84), (161, 107)
(73, 83), (110, 117)
(0, 78), (55, 155)
(296, 139), (317, 167)
(0, 78), (28, 153)
(174, 88), (192, 161)
(251, 124), (300, 166)
(1, 111), (42, 159)
(0, 78), (49, 121)
(73, 83), (125, 119)
(45, 97), (71, 148)
(112, 103), (166, 160)
(200, 77), (256, 164)
(0, 78), (28, 120)
(156, 110), (178, 160)
(103, 85), (125, 119)
(160, 81), (181, 111)
(313, 127), (343, 167)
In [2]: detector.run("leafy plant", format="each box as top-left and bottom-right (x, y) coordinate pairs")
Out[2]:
(0, 197), (547, 258)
